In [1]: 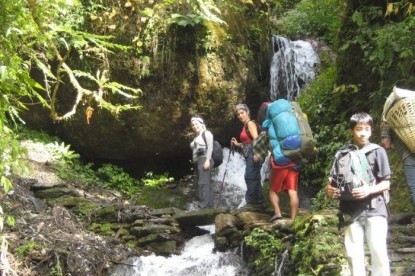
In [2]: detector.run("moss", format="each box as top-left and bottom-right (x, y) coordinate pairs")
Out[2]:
(88, 223), (116, 236)
(15, 240), (38, 259)
(73, 201), (101, 217)
(126, 240), (138, 250)
(92, 205), (119, 222)
(137, 186), (188, 209)
(47, 196), (96, 210)
(290, 212), (347, 275)
(35, 187), (80, 200)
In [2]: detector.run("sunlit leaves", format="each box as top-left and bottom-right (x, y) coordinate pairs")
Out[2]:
(385, 3), (394, 16)
(333, 84), (359, 95)
(385, 2), (415, 17)
(169, 13), (204, 27)
(347, 2), (415, 84)
(276, 0), (343, 44)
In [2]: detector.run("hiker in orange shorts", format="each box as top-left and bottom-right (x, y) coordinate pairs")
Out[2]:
(269, 156), (299, 221)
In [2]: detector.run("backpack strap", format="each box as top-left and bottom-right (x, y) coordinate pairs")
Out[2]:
(359, 143), (381, 154)
(201, 131), (208, 148)
(245, 120), (260, 140)
(359, 143), (390, 214)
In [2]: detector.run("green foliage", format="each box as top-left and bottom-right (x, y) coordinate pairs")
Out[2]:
(97, 164), (141, 195)
(16, 127), (181, 201)
(386, 148), (414, 213)
(339, 1), (415, 109)
(169, 13), (204, 27)
(276, 0), (343, 44)
(297, 65), (350, 192)
(311, 189), (339, 212)
(291, 215), (346, 275)
(16, 127), (143, 196)
(137, 185), (187, 209)
(89, 223), (115, 236)
(244, 228), (283, 271)
(57, 162), (99, 186)
(49, 254), (63, 276)
(1, 0), (141, 124)
(344, 2), (415, 81)
(141, 172), (174, 188)
(0, 128), (29, 180)
(15, 240), (38, 259)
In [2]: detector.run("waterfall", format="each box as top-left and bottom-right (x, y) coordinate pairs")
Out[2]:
(270, 35), (319, 101)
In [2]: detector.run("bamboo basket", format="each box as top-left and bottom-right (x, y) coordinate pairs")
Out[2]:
(386, 97), (415, 153)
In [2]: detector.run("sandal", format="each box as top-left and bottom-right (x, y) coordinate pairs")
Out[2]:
(269, 214), (283, 222)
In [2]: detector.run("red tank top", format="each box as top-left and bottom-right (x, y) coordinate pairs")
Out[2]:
(240, 125), (252, 144)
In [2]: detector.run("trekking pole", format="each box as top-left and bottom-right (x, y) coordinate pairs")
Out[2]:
(217, 144), (235, 206)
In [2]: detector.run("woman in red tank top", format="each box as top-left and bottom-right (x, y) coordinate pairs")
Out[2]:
(231, 104), (264, 209)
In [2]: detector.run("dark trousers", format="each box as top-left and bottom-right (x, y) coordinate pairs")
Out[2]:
(244, 144), (264, 204)
(195, 157), (214, 209)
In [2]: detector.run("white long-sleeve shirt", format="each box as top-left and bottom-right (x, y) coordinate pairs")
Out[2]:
(190, 130), (213, 163)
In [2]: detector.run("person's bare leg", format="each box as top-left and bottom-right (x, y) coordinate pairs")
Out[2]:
(269, 191), (282, 219)
(287, 189), (299, 220)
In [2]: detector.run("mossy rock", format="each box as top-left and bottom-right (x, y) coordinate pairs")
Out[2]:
(47, 196), (98, 210)
(34, 187), (81, 199)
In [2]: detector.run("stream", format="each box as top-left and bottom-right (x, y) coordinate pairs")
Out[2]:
(110, 148), (252, 276)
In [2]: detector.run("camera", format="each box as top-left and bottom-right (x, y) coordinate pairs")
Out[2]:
(197, 148), (206, 156)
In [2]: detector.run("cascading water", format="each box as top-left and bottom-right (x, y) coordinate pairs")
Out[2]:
(110, 35), (319, 276)
(211, 148), (270, 209)
(270, 35), (320, 101)
(110, 226), (250, 276)
(110, 149), (252, 276)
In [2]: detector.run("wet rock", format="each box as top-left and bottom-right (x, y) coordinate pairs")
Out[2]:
(33, 186), (82, 198)
(173, 208), (229, 226)
(130, 224), (181, 237)
(215, 213), (238, 234)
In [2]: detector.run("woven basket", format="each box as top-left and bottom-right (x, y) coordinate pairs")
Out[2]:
(386, 97), (415, 153)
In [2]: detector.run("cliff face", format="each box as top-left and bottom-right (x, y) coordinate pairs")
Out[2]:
(21, 1), (273, 171)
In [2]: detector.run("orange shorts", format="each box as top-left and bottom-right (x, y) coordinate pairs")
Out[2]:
(270, 157), (299, 193)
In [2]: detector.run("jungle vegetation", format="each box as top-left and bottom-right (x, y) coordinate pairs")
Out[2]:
(1, 0), (415, 273)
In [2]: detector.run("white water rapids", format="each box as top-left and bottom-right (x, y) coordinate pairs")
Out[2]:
(110, 148), (253, 276)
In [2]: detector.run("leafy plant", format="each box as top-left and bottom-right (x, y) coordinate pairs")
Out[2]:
(276, 0), (343, 44)
(97, 164), (141, 195)
(15, 240), (38, 259)
(141, 171), (174, 188)
(244, 228), (283, 271)
(169, 13), (204, 27)
(297, 65), (350, 192)
(339, 2), (415, 108)
(1, 0), (142, 124)
(347, 2), (415, 80)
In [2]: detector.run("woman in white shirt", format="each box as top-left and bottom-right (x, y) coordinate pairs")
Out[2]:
(190, 116), (214, 209)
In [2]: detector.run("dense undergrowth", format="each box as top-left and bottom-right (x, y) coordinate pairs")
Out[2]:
(17, 127), (177, 202)
(2, 0), (415, 274)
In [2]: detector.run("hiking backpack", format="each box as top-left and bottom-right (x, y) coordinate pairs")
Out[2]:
(330, 143), (380, 201)
(282, 101), (317, 164)
(266, 101), (316, 165)
(257, 101), (271, 128)
(202, 131), (223, 168)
